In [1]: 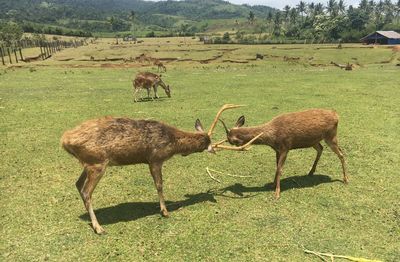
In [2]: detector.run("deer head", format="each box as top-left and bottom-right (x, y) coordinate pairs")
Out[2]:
(157, 76), (171, 98)
(208, 106), (263, 151)
(219, 115), (247, 146)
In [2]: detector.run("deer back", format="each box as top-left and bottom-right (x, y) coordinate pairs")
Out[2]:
(61, 117), (210, 165)
(226, 109), (339, 150)
(267, 109), (338, 148)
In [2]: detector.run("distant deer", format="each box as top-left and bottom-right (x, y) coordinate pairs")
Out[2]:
(61, 105), (252, 234)
(137, 53), (152, 64)
(132, 72), (171, 102)
(153, 59), (166, 72)
(216, 109), (348, 199)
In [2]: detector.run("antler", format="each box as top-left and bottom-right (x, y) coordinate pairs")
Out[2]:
(213, 132), (263, 151)
(208, 104), (244, 137)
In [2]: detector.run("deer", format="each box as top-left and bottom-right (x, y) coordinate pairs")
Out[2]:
(132, 72), (171, 102)
(215, 109), (348, 199)
(61, 104), (258, 234)
(153, 59), (166, 72)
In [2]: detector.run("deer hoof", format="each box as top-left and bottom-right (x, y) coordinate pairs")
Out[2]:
(94, 225), (106, 235)
(161, 210), (170, 218)
(274, 192), (280, 200)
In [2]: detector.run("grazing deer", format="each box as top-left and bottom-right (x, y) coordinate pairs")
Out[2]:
(61, 105), (252, 234)
(136, 53), (152, 64)
(153, 59), (166, 72)
(215, 109), (348, 199)
(132, 72), (171, 102)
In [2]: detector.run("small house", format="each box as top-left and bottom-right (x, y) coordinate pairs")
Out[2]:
(123, 35), (137, 42)
(360, 31), (400, 45)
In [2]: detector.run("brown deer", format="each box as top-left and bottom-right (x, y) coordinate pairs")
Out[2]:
(132, 72), (171, 102)
(136, 53), (152, 64)
(61, 105), (253, 234)
(216, 109), (348, 199)
(153, 59), (166, 72)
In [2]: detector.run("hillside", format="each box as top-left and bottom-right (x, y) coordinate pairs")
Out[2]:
(0, 0), (275, 36)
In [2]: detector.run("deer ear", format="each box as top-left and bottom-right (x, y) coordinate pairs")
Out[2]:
(195, 119), (204, 132)
(236, 115), (245, 127)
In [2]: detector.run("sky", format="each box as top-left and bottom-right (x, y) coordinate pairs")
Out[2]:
(226, 0), (362, 10)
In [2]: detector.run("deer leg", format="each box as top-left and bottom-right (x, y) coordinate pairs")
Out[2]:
(274, 150), (288, 199)
(153, 84), (159, 99)
(76, 169), (87, 192)
(146, 87), (152, 101)
(325, 137), (348, 184)
(149, 162), (169, 217)
(274, 151), (280, 186)
(133, 88), (141, 102)
(77, 163), (107, 234)
(308, 143), (323, 176)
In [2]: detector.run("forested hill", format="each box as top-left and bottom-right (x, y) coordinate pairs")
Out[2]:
(0, 0), (273, 23)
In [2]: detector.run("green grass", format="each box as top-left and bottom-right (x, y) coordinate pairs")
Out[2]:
(1, 39), (399, 261)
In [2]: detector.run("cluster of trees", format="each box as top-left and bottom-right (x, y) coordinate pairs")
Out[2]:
(0, 22), (23, 45)
(0, 0), (273, 37)
(1, 0), (399, 42)
(21, 22), (92, 37)
(250, 0), (400, 42)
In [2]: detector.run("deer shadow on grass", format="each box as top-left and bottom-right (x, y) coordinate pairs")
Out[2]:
(216, 174), (342, 198)
(79, 191), (216, 225)
(135, 97), (169, 103)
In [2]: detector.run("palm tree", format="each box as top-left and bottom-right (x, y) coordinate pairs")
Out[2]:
(338, 0), (346, 14)
(248, 11), (255, 24)
(289, 8), (298, 25)
(267, 11), (273, 22)
(128, 10), (136, 35)
(374, 0), (385, 28)
(308, 2), (315, 17)
(297, 1), (306, 23)
(396, 0), (400, 23)
(327, 0), (339, 17)
(314, 3), (324, 16)
(273, 11), (282, 37)
(383, 0), (394, 23)
(283, 5), (291, 21)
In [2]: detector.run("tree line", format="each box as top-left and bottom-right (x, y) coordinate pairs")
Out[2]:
(243, 0), (400, 43)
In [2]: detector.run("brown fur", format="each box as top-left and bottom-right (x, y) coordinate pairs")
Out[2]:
(153, 59), (166, 72)
(61, 116), (212, 234)
(222, 109), (348, 198)
(132, 72), (171, 102)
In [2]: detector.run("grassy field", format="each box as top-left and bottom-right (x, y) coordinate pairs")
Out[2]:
(1, 37), (399, 261)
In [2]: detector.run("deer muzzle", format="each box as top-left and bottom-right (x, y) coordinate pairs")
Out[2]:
(207, 144), (216, 154)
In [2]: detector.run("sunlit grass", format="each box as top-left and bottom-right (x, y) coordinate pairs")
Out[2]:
(1, 38), (399, 261)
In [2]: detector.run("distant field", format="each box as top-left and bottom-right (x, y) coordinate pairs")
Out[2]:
(1, 37), (399, 261)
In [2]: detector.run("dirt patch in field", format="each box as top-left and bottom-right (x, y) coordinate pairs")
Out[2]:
(56, 63), (145, 69)
(222, 59), (249, 63)
(392, 46), (400, 52)
(309, 63), (329, 67)
(76, 57), (126, 62)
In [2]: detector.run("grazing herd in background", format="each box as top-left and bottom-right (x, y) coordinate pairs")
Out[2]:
(62, 52), (349, 234)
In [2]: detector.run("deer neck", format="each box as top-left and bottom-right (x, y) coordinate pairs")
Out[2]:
(174, 130), (209, 155)
(157, 80), (167, 90)
(238, 125), (275, 147)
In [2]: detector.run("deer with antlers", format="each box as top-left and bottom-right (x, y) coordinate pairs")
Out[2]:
(215, 109), (348, 199)
(61, 105), (257, 234)
(133, 72), (171, 102)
